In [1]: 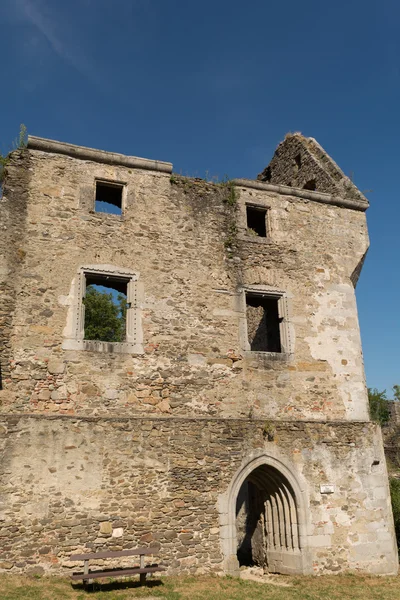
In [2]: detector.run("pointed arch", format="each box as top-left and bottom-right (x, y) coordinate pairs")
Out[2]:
(218, 450), (312, 575)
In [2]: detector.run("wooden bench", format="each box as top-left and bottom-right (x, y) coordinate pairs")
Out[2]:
(70, 547), (165, 586)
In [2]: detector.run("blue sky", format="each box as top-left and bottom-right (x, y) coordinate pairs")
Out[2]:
(1, 0), (399, 395)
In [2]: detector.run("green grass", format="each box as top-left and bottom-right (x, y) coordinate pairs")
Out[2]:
(1, 573), (400, 600)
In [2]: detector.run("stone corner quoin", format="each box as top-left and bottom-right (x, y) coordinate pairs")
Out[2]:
(0, 133), (397, 577)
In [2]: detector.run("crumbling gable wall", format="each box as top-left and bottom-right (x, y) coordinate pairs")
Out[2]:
(257, 133), (368, 204)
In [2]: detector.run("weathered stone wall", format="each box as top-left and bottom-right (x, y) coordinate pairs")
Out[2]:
(0, 150), (30, 383)
(0, 146), (369, 422)
(382, 403), (400, 473)
(0, 137), (396, 577)
(0, 416), (396, 575)
(388, 401), (400, 426)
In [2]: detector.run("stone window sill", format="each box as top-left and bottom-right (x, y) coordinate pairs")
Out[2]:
(87, 210), (124, 220)
(243, 351), (292, 365)
(237, 234), (273, 245)
(62, 339), (143, 354)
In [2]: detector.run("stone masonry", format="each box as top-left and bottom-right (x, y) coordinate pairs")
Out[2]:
(0, 133), (397, 576)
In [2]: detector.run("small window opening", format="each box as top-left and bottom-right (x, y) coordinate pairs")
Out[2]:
(246, 293), (281, 352)
(303, 179), (316, 191)
(95, 182), (123, 215)
(246, 206), (267, 238)
(83, 274), (128, 342)
(294, 153), (301, 171)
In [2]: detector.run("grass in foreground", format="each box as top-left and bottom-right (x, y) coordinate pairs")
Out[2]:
(1, 573), (400, 600)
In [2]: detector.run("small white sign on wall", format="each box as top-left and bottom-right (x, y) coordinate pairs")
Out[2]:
(112, 527), (124, 538)
(320, 484), (335, 494)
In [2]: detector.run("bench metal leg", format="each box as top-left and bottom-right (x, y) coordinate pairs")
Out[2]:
(83, 560), (93, 590)
(140, 554), (146, 585)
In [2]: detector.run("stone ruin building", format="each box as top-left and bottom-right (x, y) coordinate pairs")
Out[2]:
(0, 133), (398, 576)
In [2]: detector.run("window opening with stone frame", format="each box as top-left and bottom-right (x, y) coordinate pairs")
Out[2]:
(246, 293), (283, 353)
(83, 274), (128, 343)
(62, 265), (143, 354)
(246, 205), (268, 238)
(95, 181), (124, 215)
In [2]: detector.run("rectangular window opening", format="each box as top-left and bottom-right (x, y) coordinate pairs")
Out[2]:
(246, 293), (282, 352)
(95, 181), (123, 215)
(83, 274), (128, 342)
(246, 206), (267, 237)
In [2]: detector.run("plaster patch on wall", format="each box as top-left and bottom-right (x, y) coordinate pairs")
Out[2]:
(5, 421), (103, 497)
(61, 276), (76, 338)
(305, 283), (368, 420)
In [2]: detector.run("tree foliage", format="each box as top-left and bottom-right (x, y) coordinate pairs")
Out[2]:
(83, 285), (126, 342)
(394, 385), (400, 403)
(368, 387), (390, 426)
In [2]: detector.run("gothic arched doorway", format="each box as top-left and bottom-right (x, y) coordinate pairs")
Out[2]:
(235, 463), (301, 573)
(218, 453), (311, 576)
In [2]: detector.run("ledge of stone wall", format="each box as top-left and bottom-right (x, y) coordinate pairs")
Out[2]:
(0, 412), (374, 426)
(27, 136), (173, 174)
(24, 137), (369, 209)
(232, 178), (369, 212)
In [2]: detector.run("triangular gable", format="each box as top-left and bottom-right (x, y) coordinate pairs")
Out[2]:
(257, 133), (368, 205)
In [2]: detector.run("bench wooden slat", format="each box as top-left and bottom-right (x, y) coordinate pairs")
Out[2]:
(71, 547), (157, 561)
(71, 565), (166, 581)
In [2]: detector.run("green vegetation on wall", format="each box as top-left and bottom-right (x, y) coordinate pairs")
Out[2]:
(389, 477), (400, 549)
(0, 124), (27, 185)
(368, 387), (391, 426)
(369, 385), (400, 548)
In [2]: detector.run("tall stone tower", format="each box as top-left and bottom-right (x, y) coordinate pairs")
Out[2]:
(0, 133), (397, 575)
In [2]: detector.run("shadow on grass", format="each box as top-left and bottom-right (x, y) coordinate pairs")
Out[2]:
(72, 578), (164, 594)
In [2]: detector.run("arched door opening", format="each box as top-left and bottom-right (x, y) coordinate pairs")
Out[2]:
(235, 463), (301, 574)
